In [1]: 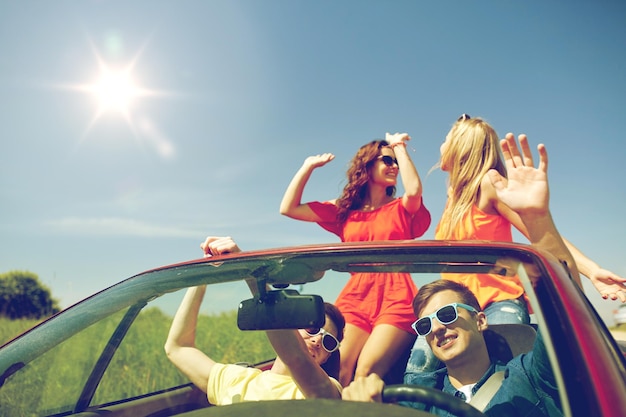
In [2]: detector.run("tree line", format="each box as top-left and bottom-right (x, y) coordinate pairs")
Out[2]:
(0, 270), (60, 319)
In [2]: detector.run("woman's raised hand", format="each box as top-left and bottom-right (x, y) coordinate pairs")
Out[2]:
(385, 132), (410, 147)
(304, 153), (335, 169)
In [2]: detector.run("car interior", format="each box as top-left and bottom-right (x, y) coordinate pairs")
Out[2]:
(1, 244), (624, 417)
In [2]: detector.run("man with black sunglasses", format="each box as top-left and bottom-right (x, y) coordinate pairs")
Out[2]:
(342, 134), (573, 417)
(165, 236), (345, 404)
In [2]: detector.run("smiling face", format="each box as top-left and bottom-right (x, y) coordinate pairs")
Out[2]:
(419, 290), (487, 367)
(369, 147), (398, 187)
(298, 315), (340, 365)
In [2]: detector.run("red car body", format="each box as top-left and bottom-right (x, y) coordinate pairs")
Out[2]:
(1, 240), (625, 417)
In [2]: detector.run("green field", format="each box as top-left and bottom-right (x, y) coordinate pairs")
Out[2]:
(0, 309), (275, 416)
(1, 317), (41, 346)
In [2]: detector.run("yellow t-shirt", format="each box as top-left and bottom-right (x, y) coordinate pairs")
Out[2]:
(207, 363), (341, 405)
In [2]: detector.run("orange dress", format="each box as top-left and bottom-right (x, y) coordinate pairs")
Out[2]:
(309, 198), (431, 333)
(435, 204), (525, 309)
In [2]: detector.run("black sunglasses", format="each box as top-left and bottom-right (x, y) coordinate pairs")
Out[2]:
(411, 302), (478, 336)
(305, 327), (340, 353)
(457, 113), (471, 121)
(377, 155), (398, 167)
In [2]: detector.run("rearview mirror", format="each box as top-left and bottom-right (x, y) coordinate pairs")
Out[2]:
(237, 289), (325, 330)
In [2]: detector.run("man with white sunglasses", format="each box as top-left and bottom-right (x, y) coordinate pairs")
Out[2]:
(165, 236), (344, 404)
(342, 134), (574, 417)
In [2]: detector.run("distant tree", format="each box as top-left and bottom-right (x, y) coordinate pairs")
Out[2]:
(0, 271), (61, 319)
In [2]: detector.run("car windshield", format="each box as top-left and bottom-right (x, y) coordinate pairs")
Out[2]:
(0, 242), (623, 417)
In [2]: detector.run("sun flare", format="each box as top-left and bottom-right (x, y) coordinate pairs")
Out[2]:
(55, 35), (177, 158)
(61, 38), (162, 131)
(80, 60), (156, 125)
(63, 59), (156, 133)
(92, 69), (141, 115)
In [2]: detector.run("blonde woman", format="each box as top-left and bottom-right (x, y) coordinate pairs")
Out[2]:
(406, 115), (626, 374)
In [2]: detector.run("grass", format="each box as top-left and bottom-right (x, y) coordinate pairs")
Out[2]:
(0, 317), (41, 346)
(0, 308), (275, 417)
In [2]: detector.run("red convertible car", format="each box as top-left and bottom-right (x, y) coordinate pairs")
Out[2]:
(1, 240), (625, 416)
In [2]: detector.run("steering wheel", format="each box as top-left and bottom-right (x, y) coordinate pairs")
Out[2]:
(186, 389), (486, 417)
(383, 385), (486, 417)
(179, 385), (487, 417)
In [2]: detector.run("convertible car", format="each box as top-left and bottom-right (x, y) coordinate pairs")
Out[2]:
(1, 240), (625, 417)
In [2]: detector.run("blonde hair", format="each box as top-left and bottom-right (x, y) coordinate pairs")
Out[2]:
(438, 117), (506, 239)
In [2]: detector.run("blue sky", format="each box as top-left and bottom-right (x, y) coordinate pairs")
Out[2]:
(1, 1), (624, 325)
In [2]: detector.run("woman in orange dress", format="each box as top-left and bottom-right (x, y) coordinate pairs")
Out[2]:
(280, 133), (431, 386)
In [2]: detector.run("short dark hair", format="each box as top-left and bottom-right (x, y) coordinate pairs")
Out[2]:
(412, 280), (481, 318)
(324, 302), (345, 342)
(321, 302), (345, 380)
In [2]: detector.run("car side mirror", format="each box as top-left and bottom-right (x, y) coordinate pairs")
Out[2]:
(237, 289), (325, 330)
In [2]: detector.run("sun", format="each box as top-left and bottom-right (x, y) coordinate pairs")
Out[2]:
(79, 57), (156, 128)
(91, 68), (142, 116)
(60, 38), (163, 134)
(54, 35), (177, 158)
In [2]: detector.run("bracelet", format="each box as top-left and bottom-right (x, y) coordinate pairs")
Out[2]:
(391, 141), (406, 148)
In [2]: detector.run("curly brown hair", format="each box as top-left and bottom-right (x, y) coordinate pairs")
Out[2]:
(335, 140), (395, 223)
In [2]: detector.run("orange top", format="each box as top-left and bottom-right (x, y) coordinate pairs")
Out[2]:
(309, 198), (431, 242)
(436, 204), (525, 309)
(308, 198), (431, 333)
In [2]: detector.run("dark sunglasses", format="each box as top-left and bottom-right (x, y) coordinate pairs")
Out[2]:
(305, 327), (340, 353)
(457, 113), (471, 121)
(377, 155), (398, 167)
(411, 302), (478, 336)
